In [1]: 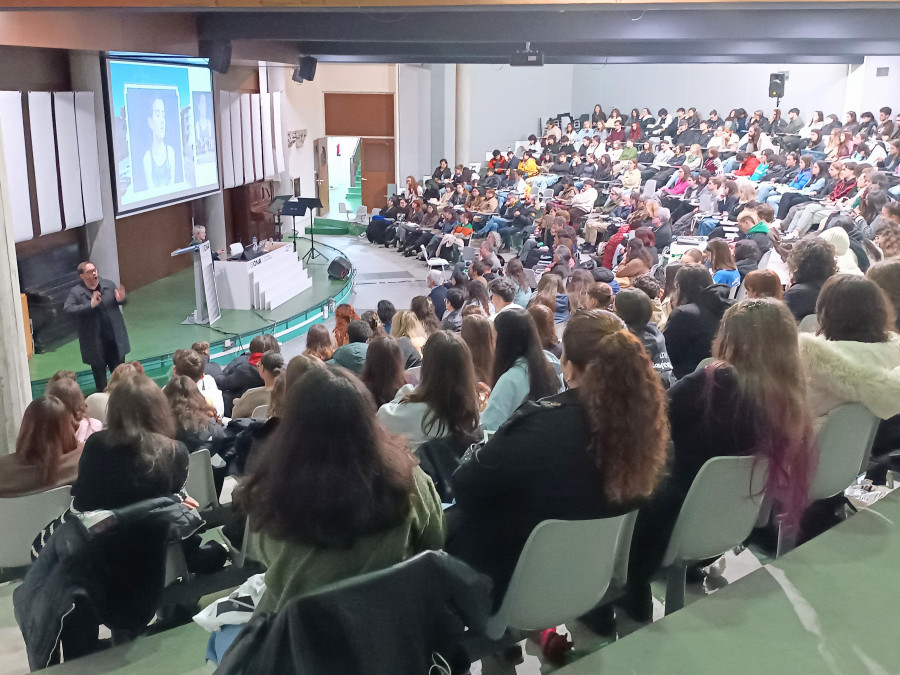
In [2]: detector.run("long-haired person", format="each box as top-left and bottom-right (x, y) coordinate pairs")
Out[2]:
(303, 324), (335, 361)
(626, 299), (815, 621)
(798, 275), (900, 430)
(528, 303), (562, 358)
(164, 375), (225, 453)
(390, 310), (428, 368)
(85, 361), (146, 424)
(532, 273), (570, 323)
(707, 238), (741, 289)
(332, 304), (360, 347)
(45, 375), (102, 443)
(239, 367), (444, 614)
(460, 315), (495, 386)
(361, 337), (408, 408)
(0, 396), (81, 498)
(231, 350), (284, 419)
(743, 269), (784, 299)
(448, 309), (669, 607)
(410, 295), (442, 336)
(505, 258), (533, 308)
(377, 331), (480, 447)
(663, 264), (734, 378)
(481, 309), (563, 432)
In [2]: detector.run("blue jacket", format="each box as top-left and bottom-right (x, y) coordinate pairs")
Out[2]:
(789, 168), (812, 190)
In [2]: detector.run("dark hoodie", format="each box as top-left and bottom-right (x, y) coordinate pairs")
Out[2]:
(736, 257), (758, 280)
(663, 284), (735, 379)
(629, 322), (676, 388)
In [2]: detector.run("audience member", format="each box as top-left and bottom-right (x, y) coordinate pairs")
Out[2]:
(327, 320), (372, 374)
(377, 300), (397, 334)
(481, 309), (563, 432)
(460, 314), (496, 386)
(172, 347), (224, 418)
(163, 375), (226, 453)
(192, 341), (222, 379)
(707, 238), (741, 288)
(441, 288), (465, 332)
(361, 337), (408, 408)
(527, 304), (562, 358)
(489, 277), (522, 316)
(410, 295), (443, 335)
(232, 350), (284, 418)
(448, 309), (668, 607)
(333, 303), (360, 347)
(867, 259), (900, 330)
(532, 273), (570, 323)
(783, 236), (837, 321)
(0, 396), (81, 498)
(377, 331), (480, 447)
(614, 289), (675, 388)
(744, 270), (784, 299)
(84, 361), (145, 424)
(303, 324), (335, 361)
(45, 376), (102, 443)
(214, 333), (280, 416)
(239, 366), (444, 614)
(426, 271), (448, 319)
(505, 258), (533, 308)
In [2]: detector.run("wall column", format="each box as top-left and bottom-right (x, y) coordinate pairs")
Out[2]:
(0, 127), (32, 455)
(69, 52), (121, 285)
(454, 64), (471, 166)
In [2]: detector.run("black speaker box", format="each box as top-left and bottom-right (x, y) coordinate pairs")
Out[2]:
(298, 56), (318, 82)
(769, 73), (785, 98)
(200, 40), (232, 75)
(327, 256), (352, 280)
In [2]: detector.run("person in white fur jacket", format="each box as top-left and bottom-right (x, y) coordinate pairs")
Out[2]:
(798, 274), (900, 431)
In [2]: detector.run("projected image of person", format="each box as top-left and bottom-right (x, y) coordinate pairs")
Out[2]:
(193, 93), (214, 158)
(143, 96), (176, 190)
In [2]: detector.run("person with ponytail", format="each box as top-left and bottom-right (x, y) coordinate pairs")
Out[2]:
(624, 299), (815, 622)
(448, 309), (669, 607)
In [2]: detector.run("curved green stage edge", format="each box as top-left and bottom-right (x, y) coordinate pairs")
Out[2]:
(29, 237), (354, 398)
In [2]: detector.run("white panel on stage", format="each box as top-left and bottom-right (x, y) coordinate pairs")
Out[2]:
(272, 92), (285, 174)
(260, 93), (274, 179)
(53, 92), (85, 229)
(219, 90), (235, 189)
(229, 92), (243, 186)
(28, 92), (62, 235)
(0, 93), (34, 242)
(74, 92), (103, 224)
(240, 93), (254, 183)
(250, 93), (263, 180)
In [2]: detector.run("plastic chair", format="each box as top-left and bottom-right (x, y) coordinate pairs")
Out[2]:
(338, 203), (351, 220)
(251, 404), (268, 418)
(660, 456), (768, 615)
(642, 179), (657, 196)
(810, 403), (879, 502)
(798, 314), (819, 333)
(697, 192), (713, 214)
(0, 486), (71, 568)
(405, 365), (422, 384)
(186, 449), (220, 511)
(735, 282), (747, 301)
(523, 267), (538, 289)
(354, 206), (368, 225)
(542, 188), (554, 202)
(485, 514), (632, 640)
(462, 246), (477, 262)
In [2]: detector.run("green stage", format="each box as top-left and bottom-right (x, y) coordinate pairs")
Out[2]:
(29, 237), (354, 397)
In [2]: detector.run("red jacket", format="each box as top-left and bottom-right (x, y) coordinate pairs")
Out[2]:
(734, 156), (760, 176)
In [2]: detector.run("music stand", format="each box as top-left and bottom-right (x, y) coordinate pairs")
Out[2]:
(280, 199), (308, 254)
(268, 195), (291, 241)
(296, 197), (326, 264)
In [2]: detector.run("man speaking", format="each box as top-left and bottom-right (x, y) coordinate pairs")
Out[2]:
(63, 261), (130, 391)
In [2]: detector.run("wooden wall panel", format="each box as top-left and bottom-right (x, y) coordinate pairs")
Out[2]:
(324, 93), (394, 137)
(115, 201), (193, 290)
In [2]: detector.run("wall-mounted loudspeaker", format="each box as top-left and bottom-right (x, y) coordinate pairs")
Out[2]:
(293, 56), (318, 83)
(768, 73), (785, 98)
(199, 40), (232, 75)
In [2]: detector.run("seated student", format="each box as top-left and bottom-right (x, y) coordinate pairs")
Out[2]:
(614, 288), (675, 388)
(0, 396), (82, 498)
(448, 309), (668, 607)
(377, 331), (480, 448)
(239, 366), (445, 615)
(587, 281), (615, 310)
(625, 299), (815, 621)
(214, 334), (280, 416)
(327, 320), (372, 374)
(631, 275), (663, 324)
(737, 210), (772, 255)
(303, 324), (336, 362)
(531, 273), (570, 324)
(390, 310), (427, 368)
(45, 375), (102, 443)
(505, 258), (533, 308)
(663, 264), (734, 379)
(798, 274), (900, 430)
(783, 236), (838, 321)
(819, 226), (864, 276)
(172, 348), (225, 418)
(441, 288), (465, 332)
(707, 238), (741, 288)
(361, 337), (408, 408)
(480, 309), (563, 432)
(527, 304), (561, 359)
(231, 350), (284, 418)
(164, 375), (227, 456)
(734, 239), (761, 280)
(85, 361), (145, 425)
(615, 238), (654, 282)
(744, 269), (784, 299)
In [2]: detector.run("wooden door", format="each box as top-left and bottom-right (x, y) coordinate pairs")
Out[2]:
(360, 138), (394, 209)
(313, 137), (329, 215)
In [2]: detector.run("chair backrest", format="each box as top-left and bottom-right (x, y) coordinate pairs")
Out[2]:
(698, 192), (713, 214)
(661, 456), (768, 567)
(542, 188), (554, 201)
(798, 314), (819, 334)
(735, 282), (747, 301)
(251, 404), (268, 418)
(0, 486), (72, 568)
(186, 449), (219, 511)
(809, 403), (880, 501)
(642, 179), (657, 196)
(462, 246), (477, 262)
(487, 514), (630, 638)
(757, 248), (773, 271)
(524, 267), (538, 289)
(338, 203), (349, 214)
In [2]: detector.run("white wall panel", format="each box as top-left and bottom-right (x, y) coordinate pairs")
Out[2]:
(28, 92), (62, 235)
(250, 93), (263, 180)
(219, 90), (235, 189)
(74, 92), (103, 224)
(230, 92), (244, 185)
(240, 93), (254, 182)
(0, 92), (33, 242)
(53, 92), (85, 228)
(272, 92), (285, 174)
(260, 93), (274, 179)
